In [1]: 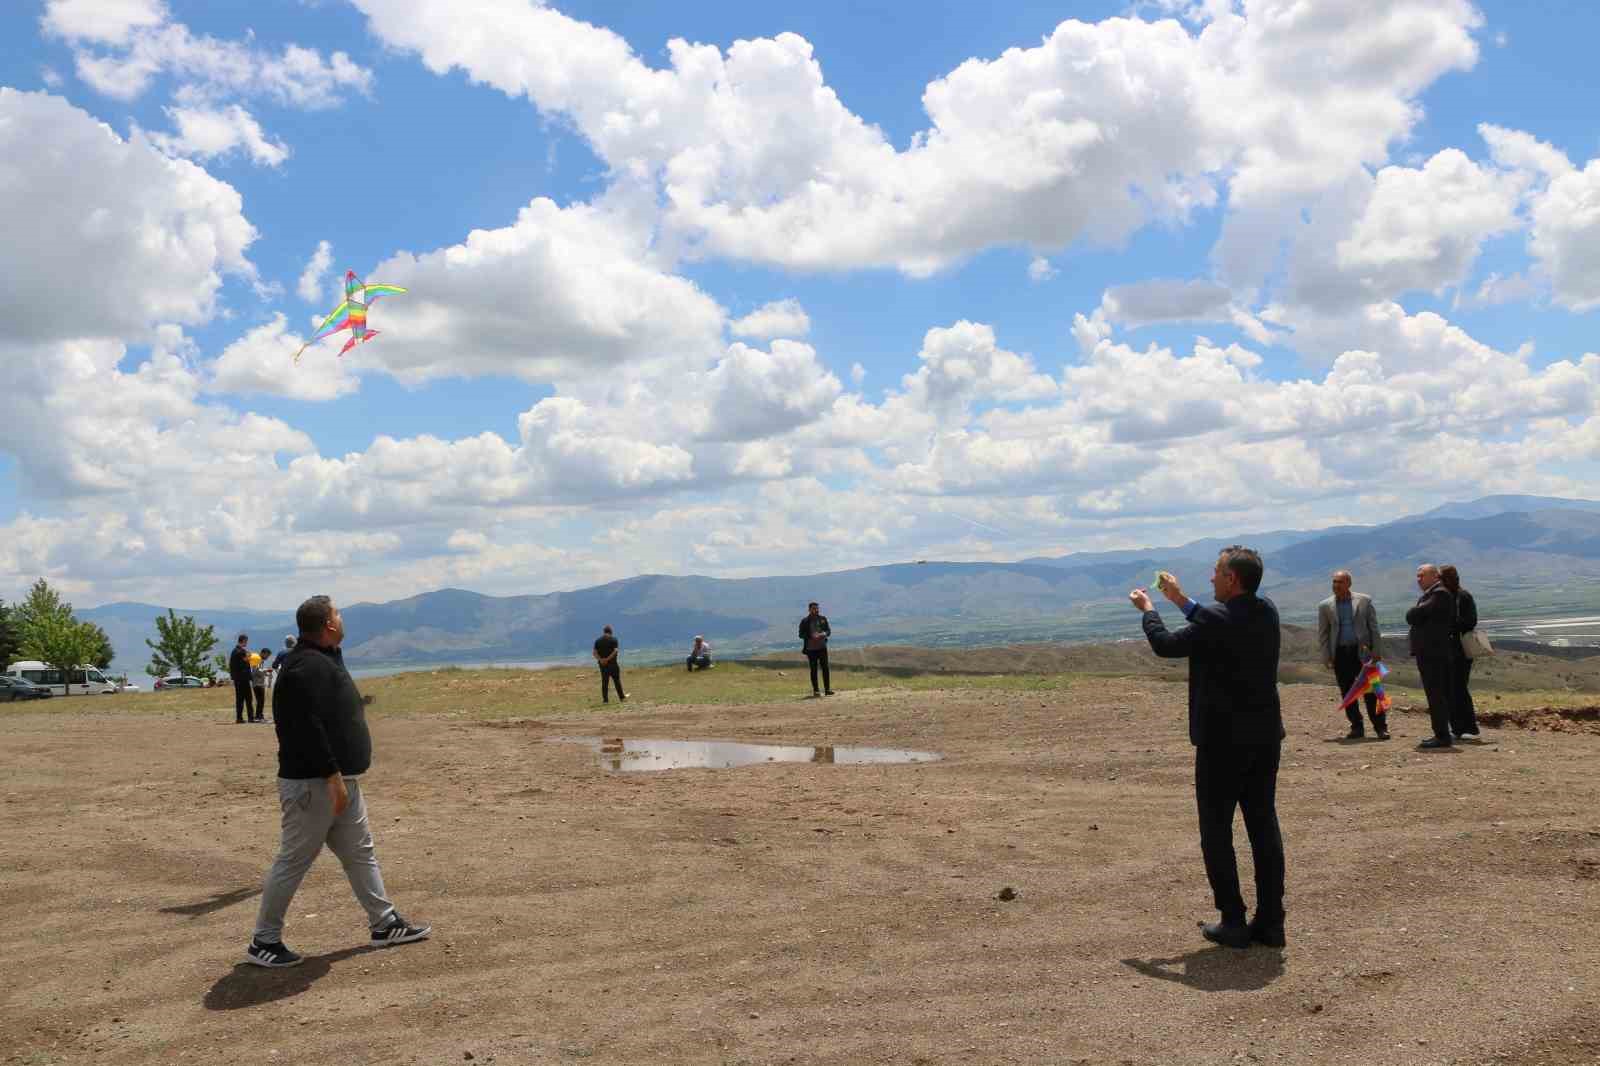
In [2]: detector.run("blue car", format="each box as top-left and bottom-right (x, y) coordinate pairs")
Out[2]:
(0, 675), (53, 701)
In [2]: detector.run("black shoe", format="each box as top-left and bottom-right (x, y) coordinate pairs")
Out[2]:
(245, 938), (304, 968)
(1418, 736), (1453, 749)
(1346, 725), (1364, 740)
(372, 914), (431, 947)
(1200, 920), (1252, 949)
(1375, 726), (1390, 740)
(1248, 920), (1286, 948)
(811, 690), (821, 698)
(824, 689), (834, 696)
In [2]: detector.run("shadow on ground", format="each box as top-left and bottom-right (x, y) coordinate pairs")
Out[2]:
(159, 886), (261, 918)
(204, 945), (378, 1010)
(1120, 945), (1285, 992)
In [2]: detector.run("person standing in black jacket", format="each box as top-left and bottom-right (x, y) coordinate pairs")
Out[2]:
(228, 634), (252, 723)
(799, 602), (832, 696)
(1438, 565), (1481, 741)
(594, 625), (625, 703)
(1132, 547), (1286, 950)
(244, 596), (430, 968)
(1405, 563), (1457, 749)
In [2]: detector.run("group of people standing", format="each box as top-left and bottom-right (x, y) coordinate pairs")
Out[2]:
(589, 602), (837, 704)
(228, 633), (297, 724)
(1315, 565), (1482, 747)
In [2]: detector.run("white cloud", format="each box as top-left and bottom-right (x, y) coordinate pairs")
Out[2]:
(296, 240), (334, 304)
(0, 89), (257, 343)
(1528, 158), (1600, 312)
(729, 299), (810, 339)
(1101, 279), (1233, 327)
(354, 197), (726, 385)
(41, 0), (166, 46)
(46, 4), (372, 108)
(701, 340), (842, 442)
(144, 104), (289, 166)
(1027, 257), (1058, 283)
(207, 314), (360, 402)
(899, 321), (1057, 417)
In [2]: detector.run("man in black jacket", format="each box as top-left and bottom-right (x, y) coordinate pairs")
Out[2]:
(1405, 563), (1457, 749)
(244, 595), (430, 968)
(228, 634), (252, 724)
(798, 602), (832, 696)
(1132, 547), (1286, 950)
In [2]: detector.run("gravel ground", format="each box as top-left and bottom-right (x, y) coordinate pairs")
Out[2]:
(3, 677), (1598, 1065)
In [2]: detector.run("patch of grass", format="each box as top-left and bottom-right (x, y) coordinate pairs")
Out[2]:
(1384, 684), (1600, 713)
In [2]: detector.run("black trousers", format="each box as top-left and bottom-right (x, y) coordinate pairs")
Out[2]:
(1416, 654), (1455, 742)
(686, 655), (710, 671)
(1333, 645), (1385, 732)
(806, 648), (831, 693)
(251, 685), (266, 720)
(233, 680), (251, 722)
(1195, 743), (1285, 926)
(600, 663), (625, 702)
(1449, 651), (1479, 736)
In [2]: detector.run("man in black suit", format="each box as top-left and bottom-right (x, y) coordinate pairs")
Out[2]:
(1131, 547), (1285, 950)
(228, 634), (253, 724)
(1405, 563), (1456, 749)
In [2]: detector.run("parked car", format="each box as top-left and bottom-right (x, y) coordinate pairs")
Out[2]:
(4, 661), (119, 696)
(154, 675), (209, 690)
(0, 675), (53, 702)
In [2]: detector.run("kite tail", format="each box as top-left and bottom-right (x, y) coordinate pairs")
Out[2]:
(338, 330), (379, 356)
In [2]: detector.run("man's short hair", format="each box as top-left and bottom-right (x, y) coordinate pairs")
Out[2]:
(808, 601), (819, 609)
(1219, 545), (1265, 594)
(296, 595), (335, 637)
(602, 625), (613, 634)
(237, 633), (248, 643)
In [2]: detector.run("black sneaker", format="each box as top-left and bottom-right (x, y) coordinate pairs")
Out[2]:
(1345, 726), (1363, 740)
(245, 938), (304, 968)
(371, 915), (431, 947)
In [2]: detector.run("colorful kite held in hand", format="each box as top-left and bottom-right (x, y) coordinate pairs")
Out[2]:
(293, 270), (407, 363)
(1337, 657), (1393, 714)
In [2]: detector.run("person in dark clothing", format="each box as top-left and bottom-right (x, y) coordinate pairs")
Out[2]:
(798, 602), (832, 696)
(594, 625), (625, 703)
(1132, 546), (1286, 950)
(1438, 565), (1481, 741)
(686, 635), (712, 671)
(245, 595), (430, 968)
(1405, 563), (1458, 749)
(228, 634), (252, 724)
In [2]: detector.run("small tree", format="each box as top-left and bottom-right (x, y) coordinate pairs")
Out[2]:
(145, 609), (220, 680)
(19, 614), (101, 684)
(83, 623), (115, 670)
(12, 578), (73, 645)
(0, 598), (20, 669)
(211, 653), (229, 679)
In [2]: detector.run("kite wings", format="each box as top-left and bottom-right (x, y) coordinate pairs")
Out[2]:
(293, 273), (408, 363)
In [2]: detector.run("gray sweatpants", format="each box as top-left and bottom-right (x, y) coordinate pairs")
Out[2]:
(253, 776), (395, 943)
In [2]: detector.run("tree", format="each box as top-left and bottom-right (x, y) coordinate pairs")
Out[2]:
(12, 578), (72, 641)
(19, 613), (101, 682)
(0, 598), (20, 669)
(145, 609), (220, 680)
(83, 623), (115, 670)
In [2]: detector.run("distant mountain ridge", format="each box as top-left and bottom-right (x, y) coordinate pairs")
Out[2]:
(79, 496), (1600, 672)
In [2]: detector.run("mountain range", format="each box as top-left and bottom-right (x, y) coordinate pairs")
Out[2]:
(78, 495), (1600, 673)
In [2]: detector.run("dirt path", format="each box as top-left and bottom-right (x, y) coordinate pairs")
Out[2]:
(4, 679), (1599, 1065)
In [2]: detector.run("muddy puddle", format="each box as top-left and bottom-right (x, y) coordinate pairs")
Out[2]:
(552, 736), (942, 772)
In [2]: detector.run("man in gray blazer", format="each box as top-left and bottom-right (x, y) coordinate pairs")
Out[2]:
(1316, 571), (1387, 740)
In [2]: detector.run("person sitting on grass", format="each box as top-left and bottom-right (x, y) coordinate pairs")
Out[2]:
(686, 635), (713, 671)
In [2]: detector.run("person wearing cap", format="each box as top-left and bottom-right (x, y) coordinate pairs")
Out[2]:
(686, 635), (712, 671)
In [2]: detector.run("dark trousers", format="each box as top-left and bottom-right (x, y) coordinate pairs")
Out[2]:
(806, 648), (831, 693)
(1195, 743), (1285, 926)
(233, 680), (252, 722)
(1416, 654), (1455, 742)
(251, 685), (266, 720)
(1450, 652), (1479, 736)
(1333, 645), (1385, 733)
(686, 655), (710, 671)
(600, 663), (624, 702)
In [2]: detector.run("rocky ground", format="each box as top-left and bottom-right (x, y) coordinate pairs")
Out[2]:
(4, 676), (1599, 1065)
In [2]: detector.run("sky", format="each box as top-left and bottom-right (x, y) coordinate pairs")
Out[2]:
(2, 0), (1599, 611)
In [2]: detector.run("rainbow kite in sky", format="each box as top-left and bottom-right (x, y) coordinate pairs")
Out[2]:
(294, 270), (407, 363)
(1337, 657), (1393, 714)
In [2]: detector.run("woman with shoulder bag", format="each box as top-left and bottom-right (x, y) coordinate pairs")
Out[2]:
(1439, 565), (1481, 741)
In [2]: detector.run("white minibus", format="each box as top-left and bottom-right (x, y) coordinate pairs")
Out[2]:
(3, 661), (121, 696)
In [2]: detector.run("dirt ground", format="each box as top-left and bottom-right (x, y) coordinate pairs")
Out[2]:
(4, 677), (1600, 1066)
